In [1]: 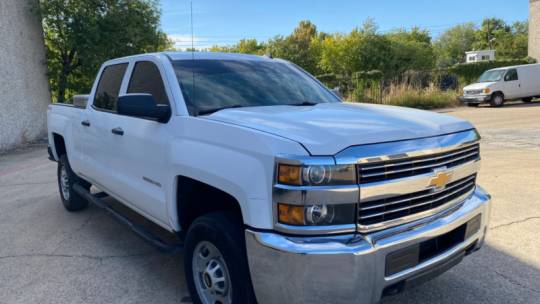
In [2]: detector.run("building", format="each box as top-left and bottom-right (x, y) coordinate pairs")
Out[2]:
(530, 0), (540, 61)
(0, 0), (50, 151)
(465, 50), (496, 63)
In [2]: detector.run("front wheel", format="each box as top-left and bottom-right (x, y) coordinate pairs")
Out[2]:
(184, 212), (256, 304)
(490, 93), (505, 107)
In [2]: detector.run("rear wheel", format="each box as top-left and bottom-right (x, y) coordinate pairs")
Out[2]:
(57, 155), (90, 211)
(490, 93), (505, 107)
(184, 211), (256, 304)
(523, 97), (533, 103)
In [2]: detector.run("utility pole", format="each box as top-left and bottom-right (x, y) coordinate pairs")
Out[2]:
(487, 20), (492, 50)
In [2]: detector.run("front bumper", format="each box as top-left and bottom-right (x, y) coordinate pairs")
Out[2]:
(246, 186), (491, 304)
(460, 95), (491, 104)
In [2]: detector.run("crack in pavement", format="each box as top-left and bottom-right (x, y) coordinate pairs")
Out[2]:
(490, 217), (540, 231)
(51, 212), (97, 255)
(493, 270), (540, 294)
(0, 252), (155, 262)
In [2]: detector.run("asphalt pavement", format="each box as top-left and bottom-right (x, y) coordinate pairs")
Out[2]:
(1, 102), (539, 304)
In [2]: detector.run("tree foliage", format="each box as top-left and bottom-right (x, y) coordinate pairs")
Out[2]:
(434, 23), (477, 67)
(435, 19), (529, 67)
(36, 0), (171, 103)
(209, 39), (266, 55)
(266, 21), (323, 75)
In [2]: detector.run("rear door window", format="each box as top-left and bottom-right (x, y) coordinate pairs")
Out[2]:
(127, 61), (170, 105)
(93, 63), (128, 111)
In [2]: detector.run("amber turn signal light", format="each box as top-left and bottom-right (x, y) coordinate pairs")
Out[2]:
(277, 164), (302, 185)
(278, 203), (305, 225)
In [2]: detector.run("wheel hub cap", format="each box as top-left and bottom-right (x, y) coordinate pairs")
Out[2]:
(60, 164), (70, 200)
(192, 241), (232, 304)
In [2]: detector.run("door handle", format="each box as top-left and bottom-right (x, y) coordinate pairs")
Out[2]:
(81, 120), (91, 127)
(111, 127), (124, 136)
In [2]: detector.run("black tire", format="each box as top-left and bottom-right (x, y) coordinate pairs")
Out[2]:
(184, 211), (256, 304)
(467, 103), (480, 107)
(523, 97), (533, 103)
(57, 155), (90, 211)
(490, 92), (505, 107)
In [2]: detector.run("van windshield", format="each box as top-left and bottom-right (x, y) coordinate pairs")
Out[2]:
(171, 59), (339, 115)
(478, 70), (505, 83)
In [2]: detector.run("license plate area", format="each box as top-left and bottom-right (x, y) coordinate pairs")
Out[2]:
(385, 215), (481, 277)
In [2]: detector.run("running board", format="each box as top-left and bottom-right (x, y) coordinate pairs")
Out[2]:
(73, 184), (183, 254)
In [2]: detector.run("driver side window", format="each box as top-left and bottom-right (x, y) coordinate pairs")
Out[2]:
(504, 69), (518, 82)
(127, 61), (170, 105)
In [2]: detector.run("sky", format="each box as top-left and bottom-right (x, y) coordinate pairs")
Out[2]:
(160, 0), (530, 49)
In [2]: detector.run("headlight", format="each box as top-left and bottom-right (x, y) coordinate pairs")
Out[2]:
(277, 203), (356, 226)
(483, 88), (491, 94)
(277, 164), (356, 186)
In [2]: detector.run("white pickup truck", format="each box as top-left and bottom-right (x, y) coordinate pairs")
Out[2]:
(47, 52), (491, 304)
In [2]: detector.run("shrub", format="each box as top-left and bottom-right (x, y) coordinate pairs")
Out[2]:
(362, 83), (459, 109)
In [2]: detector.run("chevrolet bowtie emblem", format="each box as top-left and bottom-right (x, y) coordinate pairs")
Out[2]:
(428, 169), (452, 190)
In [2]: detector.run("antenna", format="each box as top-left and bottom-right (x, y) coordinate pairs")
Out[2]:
(190, 0), (196, 114)
(190, 0), (194, 53)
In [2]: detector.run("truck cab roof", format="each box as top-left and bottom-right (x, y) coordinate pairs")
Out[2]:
(106, 51), (274, 65)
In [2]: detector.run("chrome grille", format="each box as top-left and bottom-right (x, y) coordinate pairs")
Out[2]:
(465, 89), (483, 95)
(358, 174), (476, 226)
(358, 143), (480, 184)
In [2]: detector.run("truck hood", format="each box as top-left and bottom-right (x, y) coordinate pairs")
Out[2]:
(464, 82), (496, 90)
(204, 102), (474, 155)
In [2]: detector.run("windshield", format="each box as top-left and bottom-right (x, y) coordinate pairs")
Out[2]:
(171, 59), (339, 115)
(478, 70), (506, 83)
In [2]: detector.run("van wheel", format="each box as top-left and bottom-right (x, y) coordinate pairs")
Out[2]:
(57, 155), (90, 211)
(490, 93), (504, 107)
(523, 97), (533, 103)
(184, 212), (256, 304)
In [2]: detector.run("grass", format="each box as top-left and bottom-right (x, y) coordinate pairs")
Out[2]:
(381, 84), (460, 109)
(349, 83), (460, 110)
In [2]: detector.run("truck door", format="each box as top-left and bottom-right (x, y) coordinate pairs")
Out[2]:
(80, 63), (129, 188)
(105, 60), (174, 226)
(502, 68), (521, 99)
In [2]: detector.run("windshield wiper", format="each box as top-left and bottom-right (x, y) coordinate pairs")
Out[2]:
(287, 101), (319, 106)
(197, 104), (245, 116)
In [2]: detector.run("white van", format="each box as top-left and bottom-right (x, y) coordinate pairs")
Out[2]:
(460, 63), (540, 107)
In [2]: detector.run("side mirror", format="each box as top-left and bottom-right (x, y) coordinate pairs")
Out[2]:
(331, 87), (342, 100)
(117, 94), (170, 122)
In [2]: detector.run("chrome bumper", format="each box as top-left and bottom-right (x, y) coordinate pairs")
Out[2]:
(246, 186), (491, 304)
(459, 95), (491, 103)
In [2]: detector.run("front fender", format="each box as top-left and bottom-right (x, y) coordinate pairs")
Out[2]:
(165, 117), (308, 230)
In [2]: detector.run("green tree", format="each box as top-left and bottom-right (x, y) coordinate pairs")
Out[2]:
(209, 39), (266, 55)
(434, 23), (477, 67)
(36, 0), (171, 103)
(319, 21), (393, 76)
(508, 21), (529, 59)
(472, 18), (510, 50)
(473, 19), (528, 59)
(266, 20), (322, 74)
(385, 28), (436, 72)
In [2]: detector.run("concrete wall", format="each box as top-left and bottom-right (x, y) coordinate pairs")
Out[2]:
(531, 0), (540, 61)
(0, 0), (50, 151)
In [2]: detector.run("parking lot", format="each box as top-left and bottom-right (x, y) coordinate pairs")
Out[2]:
(1, 103), (539, 304)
